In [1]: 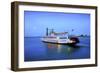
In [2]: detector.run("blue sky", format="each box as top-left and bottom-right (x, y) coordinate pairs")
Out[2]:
(24, 11), (90, 37)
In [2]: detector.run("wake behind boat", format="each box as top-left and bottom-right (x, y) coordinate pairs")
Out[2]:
(41, 28), (79, 45)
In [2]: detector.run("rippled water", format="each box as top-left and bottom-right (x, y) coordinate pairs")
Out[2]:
(24, 37), (90, 61)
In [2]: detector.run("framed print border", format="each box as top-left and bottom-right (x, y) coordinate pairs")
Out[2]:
(11, 1), (98, 71)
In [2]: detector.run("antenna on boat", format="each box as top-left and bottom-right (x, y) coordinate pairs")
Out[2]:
(51, 29), (54, 33)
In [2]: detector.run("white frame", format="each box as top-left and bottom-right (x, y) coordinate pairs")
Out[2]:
(18, 5), (96, 68)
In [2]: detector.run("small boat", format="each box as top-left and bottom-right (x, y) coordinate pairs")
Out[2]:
(41, 28), (79, 45)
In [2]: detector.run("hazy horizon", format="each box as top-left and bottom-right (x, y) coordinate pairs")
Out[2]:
(24, 11), (90, 37)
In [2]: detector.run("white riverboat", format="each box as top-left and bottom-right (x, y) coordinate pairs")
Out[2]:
(41, 28), (79, 45)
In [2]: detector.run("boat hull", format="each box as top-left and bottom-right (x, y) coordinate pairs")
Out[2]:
(41, 37), (79, 45)
(42, 41), (77, 45)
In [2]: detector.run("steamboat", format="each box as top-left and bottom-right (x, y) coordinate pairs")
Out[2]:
(41, 28), (79, 45)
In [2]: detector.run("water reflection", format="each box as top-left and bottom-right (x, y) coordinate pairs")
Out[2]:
(44, 43), (80, 57)
(24, 37), (90, 61)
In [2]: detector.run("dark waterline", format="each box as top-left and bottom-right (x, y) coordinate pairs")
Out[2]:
(24, 37), (90, 61)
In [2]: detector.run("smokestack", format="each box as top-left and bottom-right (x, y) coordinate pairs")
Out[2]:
(46, 28), (48, 36)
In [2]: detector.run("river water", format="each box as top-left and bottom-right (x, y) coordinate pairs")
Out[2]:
(24, 37), (90, 61)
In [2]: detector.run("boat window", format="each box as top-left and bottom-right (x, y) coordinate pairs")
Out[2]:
(59, 37), (67, 39)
